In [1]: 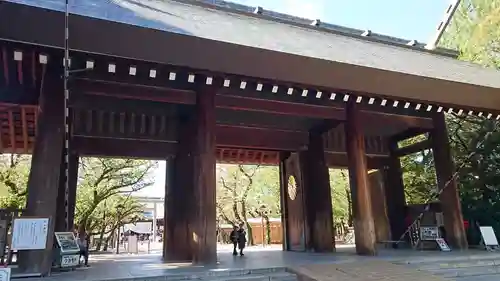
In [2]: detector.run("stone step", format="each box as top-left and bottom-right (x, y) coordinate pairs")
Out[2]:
(209, 272), (297, 281)
(92, 268), (296, 281)
(423, 264), (500, 279)
(410, 258), (500, 271)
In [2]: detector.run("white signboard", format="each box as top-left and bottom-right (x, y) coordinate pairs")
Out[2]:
(61, 254), (80, 267)
(0, 267), (11, 281)
(436, 238), (451, 251)
(420, 226), (440, 241)
(54, 232), (80, 253)
(127, 235), (138, 254)
(480, 226), (499, 246)
(11, 218), (49, 251)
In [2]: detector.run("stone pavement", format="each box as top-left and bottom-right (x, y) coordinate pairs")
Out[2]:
(291, 261), (446, 281)
(17, 245), (500, 281)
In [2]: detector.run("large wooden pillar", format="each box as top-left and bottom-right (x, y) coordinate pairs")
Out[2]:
(20, 72), (65, 275)
(163, 150), (193, 261)
(191, 87), (217, 263)
(385, 141), (407, 241)
(301, 132), (334, 252)
(283, 153), (308, 251)
(368, 170), (391, 242)
(278, 153), (289, 251)
(431, 113), (467, 250)
(344, 101), (376, 255)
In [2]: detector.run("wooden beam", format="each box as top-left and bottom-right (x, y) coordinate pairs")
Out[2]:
(325, 153), (387, 169)
(21, 107), (28, 153)
(391, 127), (429, 143)
(73, 136), (177, 159)
(393, 139), (431, 157)
(8, 111), (15, 152)
(70, 82), (434, 131)
(216, 125), (308, 151)
(216, 94), (342, 119)
(2, 47), (8, 86)
(72, 78), (196, 104)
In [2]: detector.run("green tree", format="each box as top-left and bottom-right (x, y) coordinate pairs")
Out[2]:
(438, 0), (500, 240)
(216, 164), (281, 245)
(329, 169), (350, 225)
(0, 154), (30, 209)
(75, 157), (156, 236)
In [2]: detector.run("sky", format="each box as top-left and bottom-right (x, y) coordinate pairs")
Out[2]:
(137, 0), (451, 197)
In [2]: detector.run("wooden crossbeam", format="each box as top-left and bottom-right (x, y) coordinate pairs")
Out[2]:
(21, 107), (28, 153)
(8, 111), (15, 152)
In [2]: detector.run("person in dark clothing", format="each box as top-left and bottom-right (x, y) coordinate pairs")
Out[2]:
(230, 225), (239, 256)
(237, 223), (247, 256)
(77, 232), (89, 267)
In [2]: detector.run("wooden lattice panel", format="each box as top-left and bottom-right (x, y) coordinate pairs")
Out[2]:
(216, 148), (279, 165)
(0, 103), (38, 154)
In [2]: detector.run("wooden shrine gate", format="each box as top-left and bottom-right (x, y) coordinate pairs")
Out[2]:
(0, 0), (498, 276)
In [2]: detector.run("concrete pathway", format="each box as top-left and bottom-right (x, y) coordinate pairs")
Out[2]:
(18, 245), (500, 281)
(291, 261), (446, 281)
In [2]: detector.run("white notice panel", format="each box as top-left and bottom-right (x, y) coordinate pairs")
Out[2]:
(480, 226), (499, 246)
(11, 218), (49, 250)
(0, 267), (11, 281)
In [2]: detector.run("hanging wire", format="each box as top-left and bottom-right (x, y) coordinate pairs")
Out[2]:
(63, 0), (70, 231)
(396, 117), (499, 245)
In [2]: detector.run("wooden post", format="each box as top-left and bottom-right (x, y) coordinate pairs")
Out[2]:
(385, 141), (407, 241)
(431, 113), (467, 250)
(344, 101), (376, 255)
(163, 120), (195, 261)
(191, 87), (217, 263)
(283, 153), (308, 251)
(302, 132), (334, 252)
(20, 73), (65, 275)
(368, 170), (391, 242)
(278, 153), (289, 251)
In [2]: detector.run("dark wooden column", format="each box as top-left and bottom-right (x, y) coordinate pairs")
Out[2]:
(344, 101), (376, 255)
(385, 140), (407, 241)
(191, 87), (217, 263)
(278, 153), (290, 251)
(163, 151), (194, 261)
(431, 113), (467, 250)
(302, 132), (334, 252)
(20, 73), (65, 275)
(368, 170), (390, 242)
(283, 153), (308, 251)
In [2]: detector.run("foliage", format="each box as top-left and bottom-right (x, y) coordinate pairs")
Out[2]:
(399, 134), (437, 205)
(329, 169), (351, 224)
(436, 0), (500, 238)
(75, 157), (157, 235)
(0, 154), (30, 209)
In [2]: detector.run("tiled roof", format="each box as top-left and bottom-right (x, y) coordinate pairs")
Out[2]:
(8, 0), (457, 57)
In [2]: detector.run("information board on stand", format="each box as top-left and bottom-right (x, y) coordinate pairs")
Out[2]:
(435, 238), (451, 251)
(10, 218), (49, 251)
(479, 226), (500, 251)
(54, 232), (80, 268)
(0, 267), (11, 281)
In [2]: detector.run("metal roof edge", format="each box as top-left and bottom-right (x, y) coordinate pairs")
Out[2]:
(171, 0), (459, 59)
